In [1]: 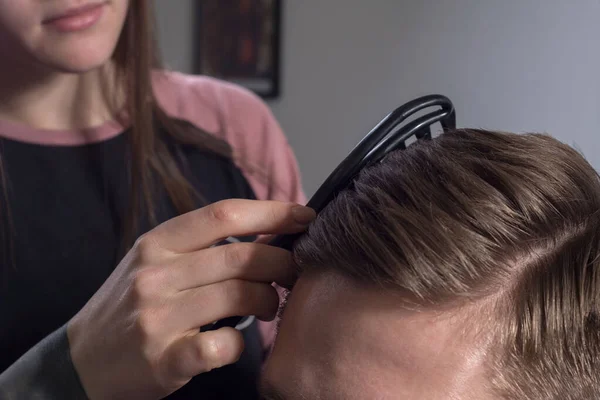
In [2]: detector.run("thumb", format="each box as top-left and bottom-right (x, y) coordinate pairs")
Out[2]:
(163, 328), (245, 382)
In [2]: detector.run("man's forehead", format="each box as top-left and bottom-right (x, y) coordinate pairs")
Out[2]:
(262, 269), (494, 399)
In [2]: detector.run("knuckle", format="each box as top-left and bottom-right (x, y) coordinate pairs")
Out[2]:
(219, 280), (246, 308)
(133, 311), (158, 342)
(131, 268), (162, 303)
(197, 333), (238, 371)
(202, 337), (223, 364)
(134, 233), (162, 260)
(208, 201), (241, 224)
(222, 243), (251, 269)
(134, 233), (153, 251)
(267, 206), (281, 224)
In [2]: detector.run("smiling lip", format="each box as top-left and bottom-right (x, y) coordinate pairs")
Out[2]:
(43, 2), (106, 32)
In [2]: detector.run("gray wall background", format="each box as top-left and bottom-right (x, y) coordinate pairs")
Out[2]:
(154, 0), (600, 197)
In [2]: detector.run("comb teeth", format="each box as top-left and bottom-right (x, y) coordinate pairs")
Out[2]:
(269, 95), (456, 253)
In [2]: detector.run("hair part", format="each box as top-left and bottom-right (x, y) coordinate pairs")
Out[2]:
(293, 129), (600, 399)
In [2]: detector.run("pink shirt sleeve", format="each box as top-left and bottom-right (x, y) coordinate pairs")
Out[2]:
(153, 70), (306, 351)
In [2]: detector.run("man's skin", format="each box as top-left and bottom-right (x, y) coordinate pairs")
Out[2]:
(261, 270), (495, 400)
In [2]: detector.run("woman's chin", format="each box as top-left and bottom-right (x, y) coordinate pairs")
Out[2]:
(31, 27), (123, 74)
(48, 57), (113, 74)
(40, 46), (118, 74)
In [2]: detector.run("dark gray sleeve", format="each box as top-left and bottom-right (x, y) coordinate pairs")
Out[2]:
(0, 324), (89, 399)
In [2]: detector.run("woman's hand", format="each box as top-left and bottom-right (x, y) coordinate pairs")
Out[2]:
(67, 199), (315, 400)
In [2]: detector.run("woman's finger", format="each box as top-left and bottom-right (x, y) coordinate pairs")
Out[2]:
(168, 280), (281, 332)
(163, 328), (244, 381)
(169, 242), (297, 290)
(144, 199), (315, 253)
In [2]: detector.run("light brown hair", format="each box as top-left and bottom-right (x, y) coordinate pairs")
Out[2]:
(293, 129), (600, 399)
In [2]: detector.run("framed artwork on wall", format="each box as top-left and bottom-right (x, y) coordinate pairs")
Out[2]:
(194, 0), (282, 99)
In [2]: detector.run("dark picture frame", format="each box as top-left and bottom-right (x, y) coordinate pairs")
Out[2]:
(194, 0), (282, 99)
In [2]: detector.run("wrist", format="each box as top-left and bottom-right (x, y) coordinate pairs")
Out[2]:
(0, 324), (89, 399)
(67, 315), (100, 400)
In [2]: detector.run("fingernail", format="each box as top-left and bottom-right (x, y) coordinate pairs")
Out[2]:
(292, 206), (316, 225)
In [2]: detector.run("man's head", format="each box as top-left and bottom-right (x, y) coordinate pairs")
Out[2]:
(262, 129), (600, 400)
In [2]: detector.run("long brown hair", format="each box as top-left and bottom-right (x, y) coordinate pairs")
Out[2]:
(112, 1), (232, 252)
(293, 129), (600, 399)
(0, 1), (233, 270)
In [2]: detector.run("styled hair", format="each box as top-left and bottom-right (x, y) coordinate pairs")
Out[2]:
(293, 129), (600, 399)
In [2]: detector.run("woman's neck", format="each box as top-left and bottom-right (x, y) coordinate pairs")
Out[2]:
(0, 60), (122, 131)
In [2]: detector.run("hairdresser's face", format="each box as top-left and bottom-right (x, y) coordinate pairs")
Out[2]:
(262, 270), (494, 400)
(0, 0), (129, 73)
